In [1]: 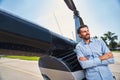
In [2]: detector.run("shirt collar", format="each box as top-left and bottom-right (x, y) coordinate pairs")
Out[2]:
(81, 38), (94, 44)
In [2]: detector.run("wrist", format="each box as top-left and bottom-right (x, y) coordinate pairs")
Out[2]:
(99, 56), (103, 60)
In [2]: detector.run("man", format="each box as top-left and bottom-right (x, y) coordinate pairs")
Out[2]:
(75, 25), (114, 80)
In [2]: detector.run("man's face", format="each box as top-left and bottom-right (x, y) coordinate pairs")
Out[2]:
(78, 27), (90, 40)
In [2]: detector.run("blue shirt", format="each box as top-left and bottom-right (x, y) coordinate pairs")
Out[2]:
(75, 38), (114, 80)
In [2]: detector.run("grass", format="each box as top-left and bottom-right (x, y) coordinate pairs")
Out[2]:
(4, 56), (39, 61)
(3, 51), (119, 61)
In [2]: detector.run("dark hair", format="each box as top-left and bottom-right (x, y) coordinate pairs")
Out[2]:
(77, 25), (88, 34)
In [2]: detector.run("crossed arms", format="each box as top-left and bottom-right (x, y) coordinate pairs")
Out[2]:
(79, 52), (113, 61)
(78, 52), (114, 69)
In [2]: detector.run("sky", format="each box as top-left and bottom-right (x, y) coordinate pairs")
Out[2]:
(0, 0), (120, 42)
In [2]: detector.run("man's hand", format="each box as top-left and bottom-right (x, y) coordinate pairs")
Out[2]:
(79, 57), (88, 61)
(99, 52), (113, 61)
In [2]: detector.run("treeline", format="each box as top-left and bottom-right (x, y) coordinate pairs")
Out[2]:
(93, 31), (120, 51)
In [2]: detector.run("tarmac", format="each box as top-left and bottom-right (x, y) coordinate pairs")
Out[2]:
(109, 52), (120, 80)
(0, 52), (120, 80)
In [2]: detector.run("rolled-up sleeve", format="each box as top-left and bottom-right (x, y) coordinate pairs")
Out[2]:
(79, 58), (101, 69)
(101, 58), (115, 65)
(100, 39), (115, 65)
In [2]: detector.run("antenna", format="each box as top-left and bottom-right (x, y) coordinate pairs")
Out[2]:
(53, 12), (63, 35)
(72, 31), (75, 41)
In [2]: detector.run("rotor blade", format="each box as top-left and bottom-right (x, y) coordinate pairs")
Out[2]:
(64, 0), (76, 11)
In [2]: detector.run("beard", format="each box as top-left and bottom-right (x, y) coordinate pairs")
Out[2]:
(83, 34), (90, 40)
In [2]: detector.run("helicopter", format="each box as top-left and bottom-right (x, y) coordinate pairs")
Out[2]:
(0, 0), (86, 80)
